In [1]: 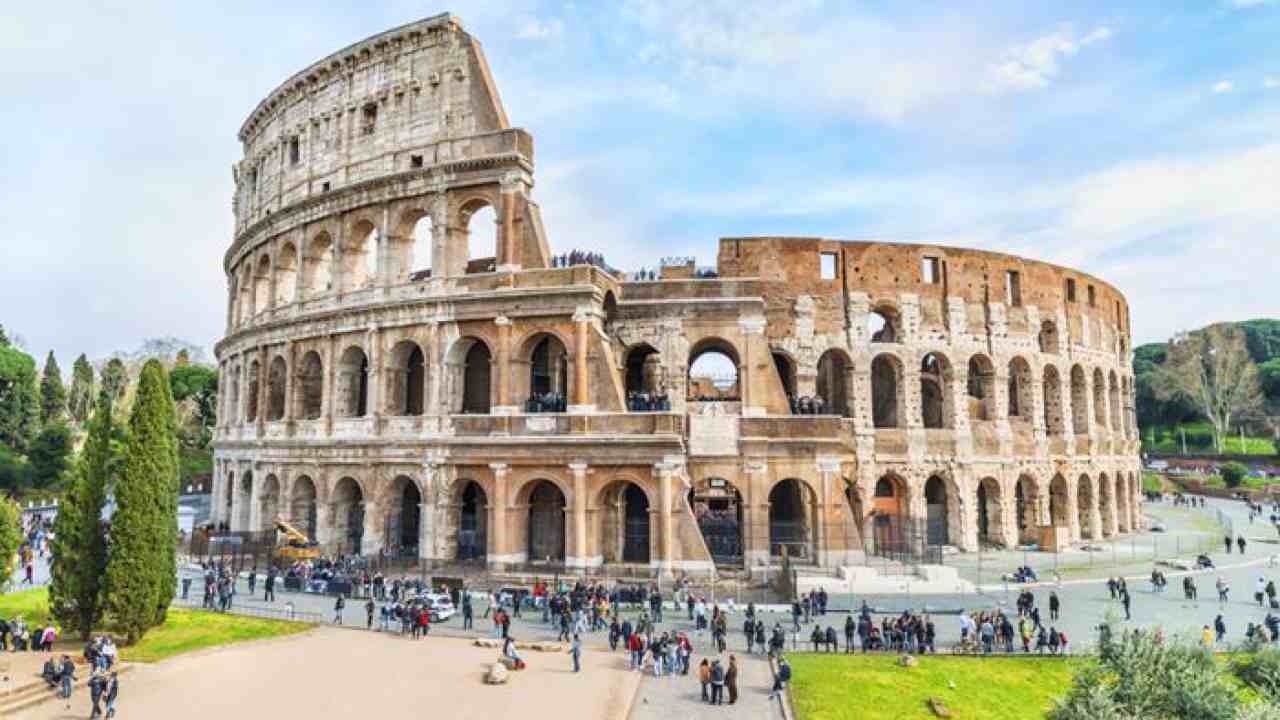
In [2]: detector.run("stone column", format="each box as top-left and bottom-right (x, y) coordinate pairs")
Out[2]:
(738, 317), (766, 416)
(570, 306), (594, 413)
(489, 463), (509, 568)
(815, 457), (840, 567)
(493, 316), (515, 414)
(247, 468), (263, 533)
(366, 326), (382, 425)
(325, 335), (337, 436)
(569, 462), (589, 568)
(497, 175), (520, 272)
(361, 499), (382, 557)
(653, 462), (675, 577)
(228, 468), (243, 532)
(419, 461), (438, 562)
(743, 461), (770, 568)
(255, 347), (268, 436)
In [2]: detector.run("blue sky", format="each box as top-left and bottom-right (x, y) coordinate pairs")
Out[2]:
(1, 1), (1278, 366)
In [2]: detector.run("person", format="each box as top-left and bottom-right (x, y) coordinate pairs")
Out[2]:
(980, 617), (995, 654)
(1215, 614), (1227, 643)
(825, 626), (838, 653)
(248, 569), (257, 596)
(463, 593), (474, 630)
(503, 634), (523, 669)
(1201, 624), (1214, 649)
(181, 575), (192, 600)
(629, 631), (645, 670)
(104, 671), (119, 718)
(1049, 591), (1060, 621)
(366, 598), (375, 629)
(1217, 577), (1230, 604)
(726, 655), (739, 704)
(1107, 577), (1118, 599)
(744, 615), (756, 653)
(755, 621), (766, 655)
(59, 654), (75, 707)
(844, 615), (856, 653)
(41, 658), (58, 688)
(698, 658), (711, 702)
(709, 659), (725, 705)
(333, 594), (345, 624)
(89, 670), (107, 718)
(1226, 535), (1234, 554)
(769, 657), (791, 699)
(810, 625), (824, 652)
(1120, 588), (1131, 621)
(1238, 536), (1247, 554)
(264, 569), (276, 602)
(1256, 577), (1268, 608)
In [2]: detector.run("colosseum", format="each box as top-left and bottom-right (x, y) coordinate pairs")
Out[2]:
(211, 14), (1143, 580)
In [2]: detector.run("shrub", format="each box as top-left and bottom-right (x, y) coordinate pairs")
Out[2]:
(1234, 646), (1280, 704)
(1220, 462), (1249, 489)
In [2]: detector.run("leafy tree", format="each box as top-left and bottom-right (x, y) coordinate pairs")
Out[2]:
(0, 342), (40, 452)
(101, 358), (128, 406)
(170, 364), (218, 447)
(1156, 324), (1263, 453)
(174, 349), (190, 367)
(0, 324), (8, 347)
(104, 360), (179, 642)
(27, 422), (73, 488)
(1239, 319), (1280, 365)
(40, 351), (66, 424)
(68, 354), (95, 424)
(49, 390), (113, 639)
(1221, 461), (1249, 488)
(0, 445), (32, 491)
(0, 496), (21, 592)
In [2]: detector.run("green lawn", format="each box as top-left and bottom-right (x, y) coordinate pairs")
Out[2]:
(1141, 422), (1277, 456)
(0, 587), (312, 662)
(787, 653), (1076, 720)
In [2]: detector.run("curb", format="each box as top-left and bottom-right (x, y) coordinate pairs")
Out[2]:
(767, 655), (794, 720)
(974, 553), (1277, 594)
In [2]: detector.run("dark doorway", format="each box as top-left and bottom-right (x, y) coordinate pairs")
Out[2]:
(622, 485), (650, 563)
(768, 479), (811, 560)
(925, 475), (949, 545)
(458, 482), (487, 561)
(688, 483), (743, 564)
(399, 482), (421, 553)
(406, 347), (425, 415)
(527, 481), (566, 562)
(462, 342), (492, 414)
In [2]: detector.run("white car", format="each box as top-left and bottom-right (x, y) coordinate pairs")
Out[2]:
(419, 593), (456, 622)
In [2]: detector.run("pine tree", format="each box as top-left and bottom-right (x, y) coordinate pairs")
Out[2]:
(68, 354), (95, 424)
(101, 358), (128, 405)
(104, 360), (179, 642)
(0, 496), (21, 591)
(0, 343), (39, 452)
(40, 351), (66, 424)
(49, 390), (112, 639)
(174, 349), (190, 367)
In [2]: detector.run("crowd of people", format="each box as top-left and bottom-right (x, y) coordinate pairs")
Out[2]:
(626, 391), (671, 412)
(525, 391), (568, 413)
(787, 394), (830, 415)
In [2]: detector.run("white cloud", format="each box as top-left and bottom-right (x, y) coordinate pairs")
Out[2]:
(1223, 0), (1276, 8)
(1213, 80), (1235, 93)
(1264, 77), (1279, 89)
(515, 16), (563, 40)
(988, 25), (1113, 93)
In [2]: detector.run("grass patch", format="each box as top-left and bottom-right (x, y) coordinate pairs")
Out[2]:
(787, 653), (1075, 720)
(1142, 472), (1165, 493)
(1141, 422), (1276, 456)
(0, 587), (311, 662)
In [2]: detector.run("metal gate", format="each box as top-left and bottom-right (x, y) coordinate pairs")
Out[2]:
(623, 518), (650, 563)
(926, 504), (949, 545)
(696, 513), (742, 564)
(457, 528), (486, 561)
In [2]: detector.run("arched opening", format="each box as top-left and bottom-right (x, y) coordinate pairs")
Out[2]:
(625, 344), (664, 410)
(297, 351), (324, 420)
(410, 214), (433, 280)
(1108, 371), (1121, 436)
(688, 478), (743, 565)
(976, 477), (1006, 547)
(1077, 475), (1096, 540)
(1092, 368), (1107, 428)
(920, 352), (952, 429)
(245, 359), (260, 422)
(331, 477), (365, 555)
(266, 356), (287, 421)
(924, 474), (958, 546)
(463, 201), (497, 273)
(386, 341), (427, 416)
(1015, 475), (1040, 544)
(1007, 356), (1033, 422)
(344, 220), (378, 290)
(1042, 365), (1065, 435)
(967, 354), (996, 421)
(688, 338), (739, 401)
(289, 476), (318, 541)
(870, 475), (907, 555)
(253, 255), (272, 315)
(603, 292), (619, 328)
(772, 352), (797, 408)
(525, 480), (566, 563)
(1038, 320), (1059, 354)
(816, 349), (852, 417)
(384, 476), (421, 557)
(600, 482), (651, 564)
(868, 305), (899, 343)
(259, 475), (280, 533)
(870, 354), (901, 428)
(768, 479), (815, 561)
(238, 269), (253, 324)
(238, 472), (253, 532)
(302, 232), (334, 297)
(449, 338), (492, 414)
(1098, 472), (1114, 537)
(1049, 474), (1070, 529)
(227, 365), (241, 422)
(336, 346), (369, 418)
(275, 243), (298, 306)
(524, 334), (569, 412)
(457, 481), (488, 561)
(1070, 365), (1088, 434)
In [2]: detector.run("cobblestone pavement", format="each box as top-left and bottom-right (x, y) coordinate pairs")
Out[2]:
(629, 650), (782, 720)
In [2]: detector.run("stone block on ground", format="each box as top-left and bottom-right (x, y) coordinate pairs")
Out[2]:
(898, 654), (918, 668)
(927, 697), (952, 717)
(485, 662), (509, 685)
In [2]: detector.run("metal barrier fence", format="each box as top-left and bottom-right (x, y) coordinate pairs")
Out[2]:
(171, 596), (322, 624)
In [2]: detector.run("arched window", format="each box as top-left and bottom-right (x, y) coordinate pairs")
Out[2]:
(870, 354), (901, 428)
(302, 232), (334, 297)
(1092, 368), (1107, 428)
(816, 349), (851, 417)
(1042, 365), (1065, 435)
(331, 477), (365, 555)
(527, 335), (569, 411)
(344, 220), (378, 290)
(625, 344), (663, 408)
(266, 356), (287, 421)
(462, 200), (497, 273)
(296, 351), (324, 420)
(289, 476), (318, 541)
(449, 338), (492, 414)
(410, 213), (433, 280)
(525, 480), (566, 562)
(920, 352), (952, 429)
(456, 481), (488, 561)
(1038, 320), (1059, 354)
(967, 354), (996, 421)
(688, 339), (739, 401)
(867, 305), (899, 343)
(386, 341), (426, 416)
(253, 255), (272, 315)
(1070, 365), (1088, 434)
(337, 346), (369, 417)
(275, 242), (298, 306)
(245, 360), (260, 422)
(769, 479), (815, 559)
(1007, 356), (1033, 421)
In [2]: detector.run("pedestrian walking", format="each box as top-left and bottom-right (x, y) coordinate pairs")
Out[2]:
(1226, 535), (1234, 554)
(104, 671), (119, 718)
(1120, 588), (1131, 621)
(698, 658), (711, 701)
(1049, 592), (1060, 621)
(709, 659), (725, 705)
(726, 655), (739, 704)
(264, 570), (276, 602)
(334, 594), (345, 624)
(769, 657), (791, 699)
(1239, 536), (1248, 554)
(570, 633), (582, 673)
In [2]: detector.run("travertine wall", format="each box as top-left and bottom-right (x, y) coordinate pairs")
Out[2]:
(212, 17), (1142, 578)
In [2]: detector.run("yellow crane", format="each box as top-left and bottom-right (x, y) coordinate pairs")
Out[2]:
(273, 516), (320, 563)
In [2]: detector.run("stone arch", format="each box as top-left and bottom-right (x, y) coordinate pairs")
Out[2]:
(920, 351), (955, 429)
(869, 473), (910, 554)
(392, 206), (434, 281)
(245, 358), (261, 422)
(301, 231), (334, 297)
(266, 355), (287, 421)
(1108, 371), (1122, 436)
(274, 241), (298, 306)
(625, 343), (663, 401)
(867, 302), (900, 343)
(816, 348), (852, 417)
(1070, 364), (1088, 434)
(688, 337), (740, 401)
(259, 474), (281, 532)
(1038, 320), (1060, 354)
(519, 479), (567, 563)
(1042, 364), (1066, 435)
(975, 476), (1007, 547)
(1092, 367), (1107, 428)
(1077, 474), (1097, 540)
(289, 475), (319, 541)
(768, 478), (817, 561)
(454, 479), (488, 561)
(1007, 356), (1034, 422)
(446, 336), (493, 414)
(331, 476), (366, 555)
(383, 475), (423, 557)
(343, 217), (379, 290)
(1098, 471), (1114, 537)
(967, 354), (997, 421)
(598, 480), (652, 564)
(772, 350), (798, 402)
(336, 345), (369, 418)
(517, 331), (570, 409)
(459, 197), (498, 273)
(1014, 474), (1041, 544)
(253, 254), (272, 315)
(1049, 473), (1070, 529)
(238, 266), (254, 322)
(923, 473), (962, 546)
(871, 353), (903, 428)
(687, 477), (743, 564)
(296, 351), (323, 419)
(385, 340), (427, 416)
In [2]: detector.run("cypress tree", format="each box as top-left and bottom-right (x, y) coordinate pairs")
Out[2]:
(40, 351), (67, 424)
(101, 358), (128, 405)
(104, 360), (179, 642)
(49, 390), (112, 639)
(0, 497), (21, 591)
(0, 343), (39, 452)
(68, 354), (95, 424)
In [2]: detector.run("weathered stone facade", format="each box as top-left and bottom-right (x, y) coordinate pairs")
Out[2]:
(212, 15), (1142, 578)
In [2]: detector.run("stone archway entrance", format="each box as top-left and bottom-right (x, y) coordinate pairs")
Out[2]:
(870, 475), (907, 555)
(526, 481), (566, 563)
(1015, 475), (1040, 544)
(976, 477), (1006, 547)
(688, 478), (743, 565)
(601, 482), (651, 564)
(924, 475), (950, 546)
(769, 479), (815, 561)
(332, 478), (364, 555)
(457, 481), (487, 562)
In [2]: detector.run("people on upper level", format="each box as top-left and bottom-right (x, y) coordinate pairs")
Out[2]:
(788, 394), (829, 415)
(526, 391), (567, 413)
(627, 391), (671, 412)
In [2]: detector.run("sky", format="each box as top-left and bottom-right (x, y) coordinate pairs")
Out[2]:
(2, 0), (1278, 367)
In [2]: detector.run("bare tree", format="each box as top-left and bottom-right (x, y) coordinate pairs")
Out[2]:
(1156, 324), (1262, 453)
